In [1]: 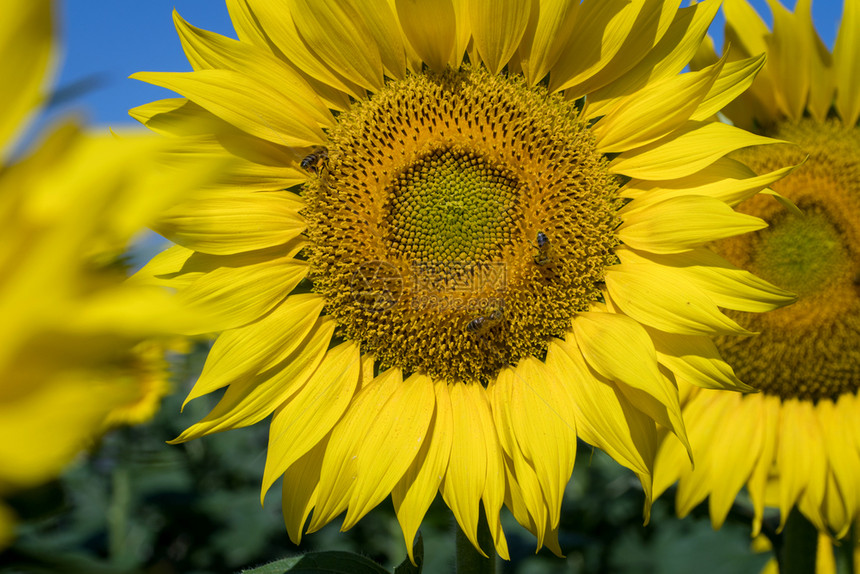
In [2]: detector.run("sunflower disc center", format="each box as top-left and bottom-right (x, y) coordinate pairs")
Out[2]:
(303, 68), (620, 385)
(752, 210), (848, 298)
(717, 119), (860, 401)
(388, 149), (519, 263)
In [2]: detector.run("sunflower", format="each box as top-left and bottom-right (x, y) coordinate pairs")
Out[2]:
(132, 0), (796, 559)
(0, 0), (223, 546)
(653, 0), (860, 542)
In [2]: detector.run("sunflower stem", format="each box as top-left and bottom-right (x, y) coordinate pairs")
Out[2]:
(778, 508), (818, 574)
(455, 506), (496, 574)
(837, 523), (856, 574)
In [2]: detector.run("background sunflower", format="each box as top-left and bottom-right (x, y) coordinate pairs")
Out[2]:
(653, 0), (860, 571)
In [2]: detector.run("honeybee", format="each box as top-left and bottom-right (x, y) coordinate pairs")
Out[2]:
(466, 307), (504, 336)
(530, 230), (551, 265)
(300, 147), (329, 174)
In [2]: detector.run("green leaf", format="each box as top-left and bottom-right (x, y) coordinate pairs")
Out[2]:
(394, 533), (424, 574)
(239, 551), (390, 574)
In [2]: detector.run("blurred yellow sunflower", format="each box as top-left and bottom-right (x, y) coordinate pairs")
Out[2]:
(654, 0), (860, 540)
(132, 0), (796, 559)
(0, 0), (222, 547)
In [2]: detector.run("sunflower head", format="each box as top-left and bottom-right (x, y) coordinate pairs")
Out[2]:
(133, 0), (797, 559)
(303, 67), (620, 385)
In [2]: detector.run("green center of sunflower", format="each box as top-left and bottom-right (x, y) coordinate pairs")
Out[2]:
(717, 119), (860, 401)
(751, 210), (848, 299)
(388, 149), (518, 262)
(303, 67), (620, 385)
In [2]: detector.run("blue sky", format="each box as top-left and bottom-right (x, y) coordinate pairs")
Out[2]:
(52, 1), (844, 129)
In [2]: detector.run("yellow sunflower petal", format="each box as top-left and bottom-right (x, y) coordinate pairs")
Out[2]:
(619, 195), (767, 254)
(550, 0), (644, 93)
(0, 0), (53, 151)
(585, 0), (721, 119)
(546, 336), (654, 476)
(131, 244), (197, 288)
(834, 0), (860, 126)
(154, 191), (305, 256)
(173, 11), (335, 130)
(392, 379), (454, 565)
(797, 0), (834, 123)
(235, 0), (363, 98)
(262, 341), (361, 500)
(621, 162), (798, 211)
(605, 264), (753, 336)
(343, 373), (435, 529)
(516, 0), (578, 86)
(281, 437), (326, 545)
(394, 0), (456, 72)
(746, 394), (781, 536)
(309, 367), (402, 532)
(441, 382), (490, 557)
(610, 121), (781, 180)
(763, 0), (810, 121)
(671, 390), (734, 517)
(593, 57), (724, 154)
(652, 426), (689, 501)
(644, 328), (750, 392)
(690, 53), (766, 121)
(723, 0), (780, 122)
(357, 0), (407, 80)
(561, 0), (681, 98)
(818, 398), (859, 537)
(573, 312), (690, 459)
(132, 69), (327, 147)
(171, 318), (335, 441)
(492, 371), (548, 548)
(131, 97), (311, 179)
(187, 293), (325, 407)
(286, 0), (384, 91)
(776, 399), (827, 531)
(616, 247), (795, 313)
(508, 357), (577, 531)
(177, 257), (307, 332)
(706, 395), (767, 528)
(468, 0), (530, 75)
(474, 382), (510, 560)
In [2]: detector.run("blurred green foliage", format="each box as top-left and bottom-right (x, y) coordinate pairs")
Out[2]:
(0, 342), (772, 574)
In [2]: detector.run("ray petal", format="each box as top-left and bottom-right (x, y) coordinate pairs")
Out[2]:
(286, 0), (384, 91)
(593, 58), (723, 154)
(508, 357), (577, 530)
(441, 382), (489, 557)
(281, 436), (327, 545)
(619, 195), (767, 254)
(605, 264), (753, 336)
(187, 293), (325, 405)
(610, 121), (781, 180)
(573, 312), (690, 457)
(262, 341), (361, 499)
(392, 379), (454, 564)
(171, 318), (336, 441)
(309, 367), (403, 532)
(395, 0), (457, 72)
(468, 0), (531, 75)
(547, 336), (655, 476)
(343, 373), (436, 529)
(833, 0), (860, 126)
(131, 70), (327, 147)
